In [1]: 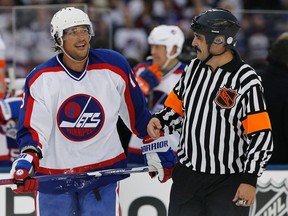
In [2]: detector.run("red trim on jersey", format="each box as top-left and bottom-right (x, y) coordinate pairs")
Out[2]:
(128, 147), (142, 154)
(88, 63), (138, 136)
(0, 155), (9, 160)
(37, 153), (127, 174)
(174, 68), (183, 74)
(28, 66), (63, 87)
(24, 92), (41, 147)
(24, 66), (64, 149)
(134, 62), (147, 72)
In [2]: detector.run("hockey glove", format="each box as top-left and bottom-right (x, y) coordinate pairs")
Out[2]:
(10, 151), (40, 194)
(137, 64), (162, 95)
(142, 132), (177, 183)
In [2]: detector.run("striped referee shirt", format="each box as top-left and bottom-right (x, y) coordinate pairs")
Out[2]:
(154, 50), (273, 185)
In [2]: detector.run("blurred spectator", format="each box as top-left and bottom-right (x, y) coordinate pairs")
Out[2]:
(133, 0), (155, 35)
(1, 1), (288, 79)
(258, 32), (288, 164)
(0, 0), (22, 6)
(89, 7), (112, 49)
(217, 0), (243, 20)
(180, 0), (211, 32)
(28, 8), (55, 63)
(243, 0), (282, 10)
(114, 7), (148, 61)
(152, 0), (183, 25)
(107, 0), (126, 29)
(246, 14), (270, 70)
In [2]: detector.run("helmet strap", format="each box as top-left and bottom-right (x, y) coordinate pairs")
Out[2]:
(161, 45), (179, 70)
(203, 44), (213, 64)
(203, 44), (228, 64)
(161, 58), (171, 71)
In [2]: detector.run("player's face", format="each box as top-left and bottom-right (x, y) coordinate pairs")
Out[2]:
(62, 25), (90, 61)
(192, 32), (210, 61)
(150, 44), (168, 67)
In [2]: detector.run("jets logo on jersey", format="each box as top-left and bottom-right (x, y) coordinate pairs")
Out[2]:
(57, 94), (105, 141)
(215, 86), (239, 109)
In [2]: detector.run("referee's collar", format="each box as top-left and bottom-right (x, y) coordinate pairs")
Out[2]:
(219, 49), (244, 73)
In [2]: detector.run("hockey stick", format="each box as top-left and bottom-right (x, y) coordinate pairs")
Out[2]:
(0, 166), (157, 186)
(8, 67), (16, 96)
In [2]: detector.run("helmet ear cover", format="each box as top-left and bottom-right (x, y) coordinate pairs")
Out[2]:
(213, 35), (225, 45)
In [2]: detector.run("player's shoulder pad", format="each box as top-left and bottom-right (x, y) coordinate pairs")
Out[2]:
(25, 56), (61, 86)
(89, 48), (132, 77)
(26, 57), (59, 79)
(91, 49), (130, 67)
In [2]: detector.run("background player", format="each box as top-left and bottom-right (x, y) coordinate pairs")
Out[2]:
(127, 25), (186, 165)
(0, 34), (24, 167)
(0, 92), (23, 166)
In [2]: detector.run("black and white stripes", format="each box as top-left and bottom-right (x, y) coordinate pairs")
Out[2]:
(154, 53), (273, 177)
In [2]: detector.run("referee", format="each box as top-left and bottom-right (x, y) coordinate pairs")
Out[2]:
(146, 8), (273, 216)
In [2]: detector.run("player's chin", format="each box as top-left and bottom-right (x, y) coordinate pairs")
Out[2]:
(77, 50), (89, 58)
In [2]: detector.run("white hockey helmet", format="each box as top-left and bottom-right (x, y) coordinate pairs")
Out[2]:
(50, 7), (94, 46)
(148, 25), (185, 59)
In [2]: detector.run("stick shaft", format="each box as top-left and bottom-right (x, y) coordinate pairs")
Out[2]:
(0, 178), (14, 185)
(0, 166), (155, 186)
(87, 166), (154, 177)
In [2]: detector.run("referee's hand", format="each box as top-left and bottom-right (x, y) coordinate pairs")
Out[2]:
(147, 117), (162, 139)
(233, 183), (256, 207)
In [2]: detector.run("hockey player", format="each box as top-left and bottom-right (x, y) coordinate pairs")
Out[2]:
(0, 35), (9, 166)
(8, 7), (176, 216)
(0, 34), (24, 166)
(127, 25), (186, 165)
(0, 94), (23, 166)
(146, 8), (273, 216)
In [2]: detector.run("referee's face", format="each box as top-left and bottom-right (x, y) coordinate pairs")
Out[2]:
(192, 33), (209, 61)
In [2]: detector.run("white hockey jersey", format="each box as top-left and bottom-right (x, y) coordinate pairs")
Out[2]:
(17, 49), (151, 178)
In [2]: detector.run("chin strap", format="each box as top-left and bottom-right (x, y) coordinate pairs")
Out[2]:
(203, 44), (229, 64)
(160, 58), (171, 71)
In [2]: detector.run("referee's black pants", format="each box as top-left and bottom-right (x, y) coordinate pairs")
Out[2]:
(168, 163), (250, 216)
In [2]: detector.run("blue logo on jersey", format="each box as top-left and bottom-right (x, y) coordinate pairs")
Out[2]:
(57, 94), (105, 141)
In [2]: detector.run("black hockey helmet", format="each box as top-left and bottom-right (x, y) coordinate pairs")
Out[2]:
(191, 8), (240, 47)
